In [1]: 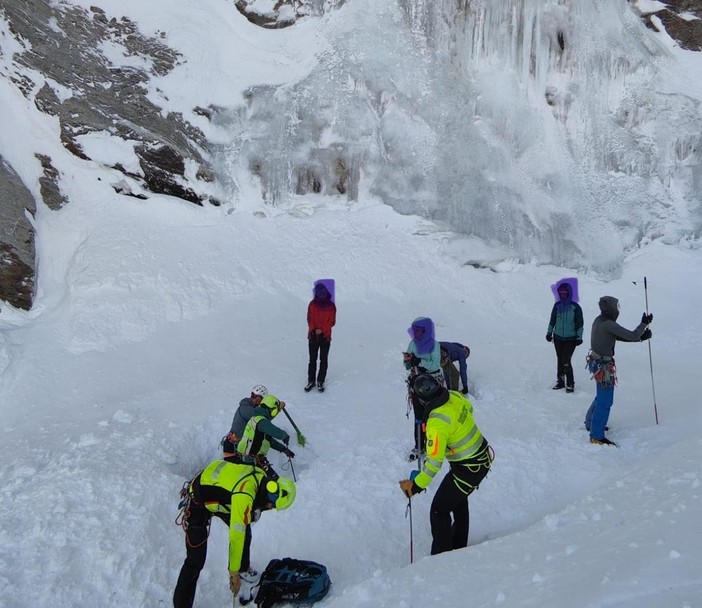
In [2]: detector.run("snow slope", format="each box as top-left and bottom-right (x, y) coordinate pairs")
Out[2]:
(0, 191), (700, 607)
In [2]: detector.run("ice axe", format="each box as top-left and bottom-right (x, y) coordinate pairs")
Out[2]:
(282, 409), (307, 447)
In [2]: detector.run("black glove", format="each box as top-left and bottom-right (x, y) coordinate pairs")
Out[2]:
(641, 312), (653, 325)
(460, 387), (469, 395)
(546, 334), (553, 342)
(410, 354), (421, 367)
(640, 328), (652, 341)
(576, 338), (583, 346)
(284, 448), (295, 458)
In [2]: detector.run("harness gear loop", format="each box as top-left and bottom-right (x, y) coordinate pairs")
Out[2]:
(175, 477), (211, 549)
(586, 351), (617, 388)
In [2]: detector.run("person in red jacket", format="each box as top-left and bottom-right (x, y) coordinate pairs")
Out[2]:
(305, 280), (336, 392)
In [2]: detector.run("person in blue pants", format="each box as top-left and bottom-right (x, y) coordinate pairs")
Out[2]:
(584, 296), (652, 446)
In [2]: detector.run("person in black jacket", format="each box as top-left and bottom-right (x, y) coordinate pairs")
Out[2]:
(546, 281), (584, 393)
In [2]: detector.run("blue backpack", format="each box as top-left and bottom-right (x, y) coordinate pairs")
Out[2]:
(252, 558), (331, 608)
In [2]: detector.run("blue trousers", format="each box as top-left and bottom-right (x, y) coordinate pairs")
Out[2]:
(585, 384), (614, 440)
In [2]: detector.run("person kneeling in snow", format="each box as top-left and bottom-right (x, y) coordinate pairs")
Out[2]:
(399, 374), (492, 555)
(237, 394), (295, 465)
(221, 384), (269, 458)
(173, 460), (296, 608)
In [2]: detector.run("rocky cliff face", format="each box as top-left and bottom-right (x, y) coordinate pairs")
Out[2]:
(0, 0), (700, 310)
(0, 0), (217, 310)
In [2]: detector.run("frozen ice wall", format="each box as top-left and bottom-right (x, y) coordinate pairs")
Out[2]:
(215, 0), (701, 271)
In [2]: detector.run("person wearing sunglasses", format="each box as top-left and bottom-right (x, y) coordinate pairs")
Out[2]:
(173, 460), (296, 607)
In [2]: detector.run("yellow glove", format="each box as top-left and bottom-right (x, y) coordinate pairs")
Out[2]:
(399, 479), (414, 498)
(229, 571), (241, 595)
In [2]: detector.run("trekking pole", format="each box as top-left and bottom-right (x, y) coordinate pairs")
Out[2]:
(406, 497), (414, 564)
(282, 409), (307, 446)
(643, 277), (659, 425)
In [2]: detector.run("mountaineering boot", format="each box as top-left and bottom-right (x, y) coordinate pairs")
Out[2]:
(304, 382), (315, 392)
(590, 437), (618, 447)
(317, 381), (325, 392)
(552, 378), (565, 390)
(566, 385), (574, 393)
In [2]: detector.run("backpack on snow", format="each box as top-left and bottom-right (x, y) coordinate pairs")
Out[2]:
(253, 557), (331, 608)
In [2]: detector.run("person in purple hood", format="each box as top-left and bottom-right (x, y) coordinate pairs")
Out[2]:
(403, 317), (444, 461)
(546, 280), (584, 393)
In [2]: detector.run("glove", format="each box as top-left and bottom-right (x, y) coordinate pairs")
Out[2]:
(461, 387), (469, 395)
(576, 339), (583, 346)
(229, 571), (241, 595)
(284, 448), (295, 458)
(640, 328), (652, 341)
(410, 354), (421, 368)
(641, 312), (653, 325)
(546, 334), (553, 342)
(409, 470), (419, 482)
(399, 479), (415, 498)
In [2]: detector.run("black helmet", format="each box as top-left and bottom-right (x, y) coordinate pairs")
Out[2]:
(413, 374), (442, 402)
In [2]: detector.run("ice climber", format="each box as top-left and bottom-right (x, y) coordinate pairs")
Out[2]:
(585, 296), (652, 446)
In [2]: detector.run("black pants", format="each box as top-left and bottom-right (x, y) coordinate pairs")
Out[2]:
(173, 505), (252, 608)
(429, 454), (491, 555)
(410, 391), (425, 451)
(307, 336), (331, 383)
(553, 338), (577, 386)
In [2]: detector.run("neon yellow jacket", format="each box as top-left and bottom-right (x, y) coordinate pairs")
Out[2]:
(414, 391), (485, 490)
(195, 460), (265, 572)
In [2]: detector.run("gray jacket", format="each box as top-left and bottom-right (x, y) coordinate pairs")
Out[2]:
(590, 296), (646, 357)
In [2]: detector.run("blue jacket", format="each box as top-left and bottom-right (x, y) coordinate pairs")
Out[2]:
(439, 342), (468, 389)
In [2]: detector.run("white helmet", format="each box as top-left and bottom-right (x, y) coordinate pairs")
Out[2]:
(251, 385), (268, 398)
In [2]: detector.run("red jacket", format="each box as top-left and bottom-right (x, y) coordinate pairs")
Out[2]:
(307, 300), (337, 340)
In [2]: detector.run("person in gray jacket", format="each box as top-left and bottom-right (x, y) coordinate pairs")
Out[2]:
(585, 296), (652, 446)
(221, 385), (268, 457)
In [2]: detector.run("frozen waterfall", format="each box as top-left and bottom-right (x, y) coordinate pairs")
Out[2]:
(214, 0), (701, 272)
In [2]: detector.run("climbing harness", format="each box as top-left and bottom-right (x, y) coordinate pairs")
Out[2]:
(586, 351), (617, 388)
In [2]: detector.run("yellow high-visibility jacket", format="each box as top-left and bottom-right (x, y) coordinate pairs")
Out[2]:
(195, 460), (265, 572)
(414, 391), (485, 490)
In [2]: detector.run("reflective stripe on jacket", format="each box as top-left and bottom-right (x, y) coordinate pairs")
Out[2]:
(237, 412), (288, 457)
(414, 391), (485, 490)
